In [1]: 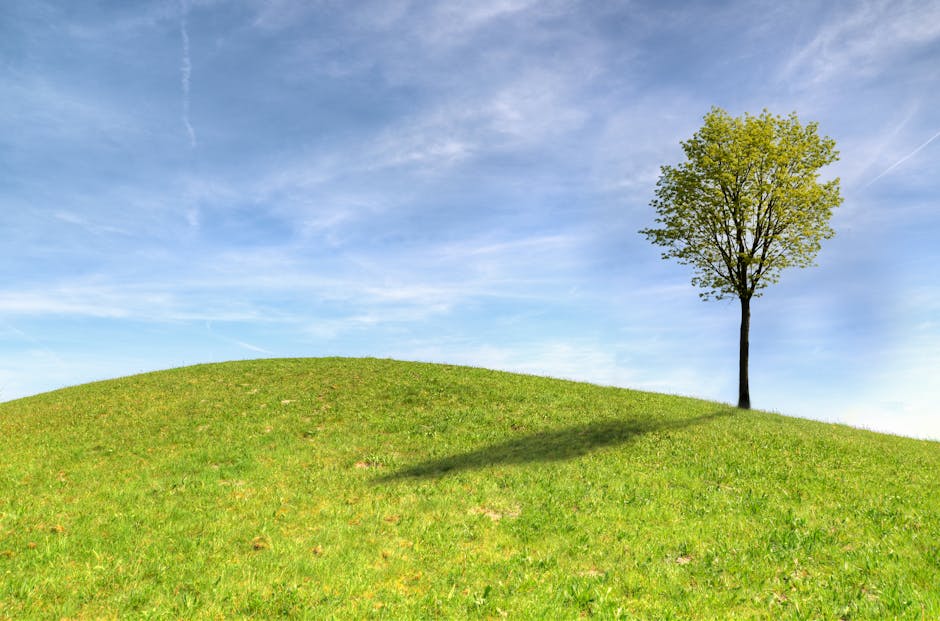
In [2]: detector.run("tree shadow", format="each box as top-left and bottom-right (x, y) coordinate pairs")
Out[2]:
(376, 410), (733, 482)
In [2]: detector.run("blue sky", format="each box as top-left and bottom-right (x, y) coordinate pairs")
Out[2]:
(2, 0), (939, 440)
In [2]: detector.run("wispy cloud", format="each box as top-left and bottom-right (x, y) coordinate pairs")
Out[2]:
(0, 74), (138, 144)
(179, 0), (196, 148)
(53, 210), (129, 236)
(864, 128), (940, 187)
(234, 340), (273, 354)
(781, 0), (940, 87)
(0, 289), (132, 318)
(204, 321), (275, 354)
(0, 321), (67, 367)
(0, 282), (261, 323)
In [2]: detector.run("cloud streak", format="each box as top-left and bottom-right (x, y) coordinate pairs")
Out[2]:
(179, 0), (196, 148)
(781, 0), (940, 88)
(865, 128), (940, 187)
(204, 321), (276, 355)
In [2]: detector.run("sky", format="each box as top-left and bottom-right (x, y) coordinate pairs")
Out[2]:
(2, 0), (939, 440)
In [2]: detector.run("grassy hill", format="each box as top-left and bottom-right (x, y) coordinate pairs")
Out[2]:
(1, 358), (938, 619)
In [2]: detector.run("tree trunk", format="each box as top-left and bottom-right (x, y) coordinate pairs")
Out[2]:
(738, 295), (751, 409)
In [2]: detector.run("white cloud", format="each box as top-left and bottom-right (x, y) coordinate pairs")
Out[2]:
(0, 228), (578, 326)
(52, 210), (130, 236)
(0, 282), (262, 323)
(64, 2), (178, 39)
(436, 233), (582, 261)
(0, 74), (139, 143)
(249, 0), (318, 31)
(484, 72), (590, 143)
(419, 0), (547, 46)
(781, 0), (940, 87)
(234, 340), (272, 354)
(829, 103), (919, 191)
(179, 0), (197, 148)
(864, 128), (940, 187)
(435, 0), (541, 27)
(0, 290), (132, 319)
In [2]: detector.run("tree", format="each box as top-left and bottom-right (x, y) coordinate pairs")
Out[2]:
(641, 107), (842, 409)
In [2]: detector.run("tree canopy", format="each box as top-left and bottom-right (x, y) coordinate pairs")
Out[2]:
(642, 107), (842, 303)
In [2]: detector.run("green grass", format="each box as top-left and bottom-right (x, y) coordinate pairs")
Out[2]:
(1, 357), (939, 619)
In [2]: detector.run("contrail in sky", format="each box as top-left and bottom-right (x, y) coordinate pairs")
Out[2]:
(204, 322), (275, 355)
(865, 128), (940, 187)
(180, 0), (196, 148)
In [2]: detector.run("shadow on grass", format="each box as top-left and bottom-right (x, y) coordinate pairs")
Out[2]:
(376, 409), (733, 482)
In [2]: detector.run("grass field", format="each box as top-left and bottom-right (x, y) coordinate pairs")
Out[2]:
(1, 357), (939, 619)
